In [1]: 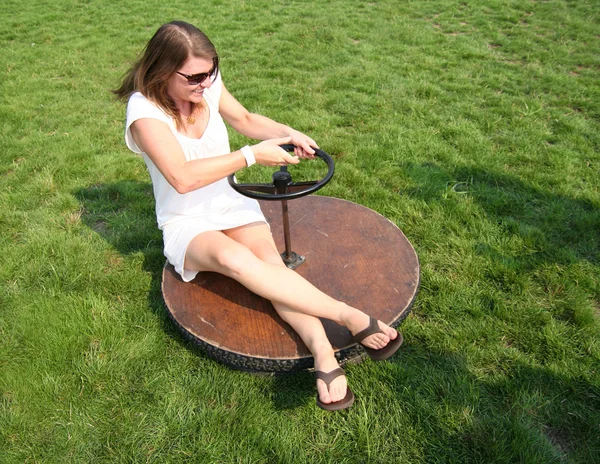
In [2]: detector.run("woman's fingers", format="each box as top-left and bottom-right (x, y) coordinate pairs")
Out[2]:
(290, 130), (318, 154)
(297, 146), (316, 159)
(251, 138), (299, 166)
(294, 133), (319, 159)
(270, 136), (293, 146)
(283, 151), (300, 165)
(251, 132), (321, 166)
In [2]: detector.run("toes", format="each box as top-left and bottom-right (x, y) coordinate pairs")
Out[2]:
(368, 333), (389, 349)
(360, 324), (398, 350)
(317, 376), (347, 404)
(330, 390), (342, 402)
(317, 380), (332, 404)
(378, 333), (391, 347)
(378, 320), (397, 340)
(329, 378), (347, 402)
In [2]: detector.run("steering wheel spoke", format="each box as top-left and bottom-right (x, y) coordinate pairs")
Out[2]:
(286, 181), (318, 193)
(234, 183), (279, 194)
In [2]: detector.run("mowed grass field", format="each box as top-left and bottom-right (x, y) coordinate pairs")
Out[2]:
(1, 0), (599, 462)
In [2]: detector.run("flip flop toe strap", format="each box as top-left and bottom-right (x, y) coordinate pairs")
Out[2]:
(315, 368), (345, 387)
(352, 316), (382, 343)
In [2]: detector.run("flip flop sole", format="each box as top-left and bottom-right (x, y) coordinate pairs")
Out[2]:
(362, 330), (404, 361)
(316, 388), (355, 411)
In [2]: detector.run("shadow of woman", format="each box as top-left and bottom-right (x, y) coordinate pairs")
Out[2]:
(74, 180), (312, 409)
(75, 181), (189, 347)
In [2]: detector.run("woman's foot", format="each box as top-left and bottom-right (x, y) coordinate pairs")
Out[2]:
(343, 310), (403, 360)
(315, 368), (354, 411)
(313, 350), (349, 407)
(343, 309), (396, 347)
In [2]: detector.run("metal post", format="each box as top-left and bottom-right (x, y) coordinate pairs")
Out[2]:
(281, 200), (293, 261)
(272, 169), (305, 269)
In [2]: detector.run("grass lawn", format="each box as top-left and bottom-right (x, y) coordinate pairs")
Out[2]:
(1, 0), (599, 462)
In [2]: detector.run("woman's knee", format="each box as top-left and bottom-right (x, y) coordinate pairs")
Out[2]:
(213, 245), (257, 276)
(251, 240), (286, 267)
(225, 224), (284, 267)
(187, 231), (283, 276)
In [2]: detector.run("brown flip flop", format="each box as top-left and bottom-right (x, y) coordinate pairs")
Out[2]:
(353, 316), (403, 361)
(315, 368), (355, 411)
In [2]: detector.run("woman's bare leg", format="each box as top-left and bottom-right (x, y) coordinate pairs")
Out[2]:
(184, 224), (398, 351)
(222, 223), (346, 404)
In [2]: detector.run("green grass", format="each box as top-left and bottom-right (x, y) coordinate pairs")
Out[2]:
(1, 0), (599, 462)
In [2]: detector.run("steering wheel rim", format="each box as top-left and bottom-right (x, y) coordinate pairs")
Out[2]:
(227, 144), (335, 201)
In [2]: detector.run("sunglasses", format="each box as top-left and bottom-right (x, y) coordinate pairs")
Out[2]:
(176, 59), (219, 86)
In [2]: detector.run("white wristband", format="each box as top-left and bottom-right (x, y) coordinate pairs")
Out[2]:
(241, 145), (256, 167)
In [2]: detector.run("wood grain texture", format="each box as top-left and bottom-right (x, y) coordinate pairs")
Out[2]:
(162, 196), (420, 371)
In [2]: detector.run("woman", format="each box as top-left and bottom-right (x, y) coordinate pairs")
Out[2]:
(114, 21), (402, 411)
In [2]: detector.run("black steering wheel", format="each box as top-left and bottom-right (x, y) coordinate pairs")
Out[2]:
(227, 144), (335, 201)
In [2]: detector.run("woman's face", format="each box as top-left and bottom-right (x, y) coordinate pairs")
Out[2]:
(166, 56), (215, 105)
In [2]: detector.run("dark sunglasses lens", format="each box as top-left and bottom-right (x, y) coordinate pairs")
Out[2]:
(187, 73), (208, 85)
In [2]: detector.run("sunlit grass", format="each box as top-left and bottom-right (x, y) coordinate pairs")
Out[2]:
(1, 0), (599, 463)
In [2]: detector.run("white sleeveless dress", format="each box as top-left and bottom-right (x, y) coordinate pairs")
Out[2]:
(124, 72), (267, 282)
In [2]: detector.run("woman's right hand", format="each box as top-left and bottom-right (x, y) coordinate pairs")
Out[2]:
(251, 137), (300, 167)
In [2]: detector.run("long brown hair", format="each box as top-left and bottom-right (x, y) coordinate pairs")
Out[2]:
(113, 21), (219, 130)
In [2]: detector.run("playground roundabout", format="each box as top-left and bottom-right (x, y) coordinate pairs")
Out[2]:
(162, 146), (420, 372)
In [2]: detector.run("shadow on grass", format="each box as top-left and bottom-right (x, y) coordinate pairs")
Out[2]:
(75, 180), (172, 332)
(401, 162), (599, 326)
(74, 181), (313, 410)
(388, 163), (600, 461)
(387, 340), (600, 463)
(404, 162), (599, 267)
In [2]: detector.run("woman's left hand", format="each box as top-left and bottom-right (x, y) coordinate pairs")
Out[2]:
(288, 130), (319, 159)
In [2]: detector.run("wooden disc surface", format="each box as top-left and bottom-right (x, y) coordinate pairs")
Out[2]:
(162, 196), (420, 371)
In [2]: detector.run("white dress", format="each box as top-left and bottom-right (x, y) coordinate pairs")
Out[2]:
(124, 72), (267, 282)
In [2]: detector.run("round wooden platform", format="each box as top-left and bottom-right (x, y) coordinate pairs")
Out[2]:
(162, 196), (420, 372)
